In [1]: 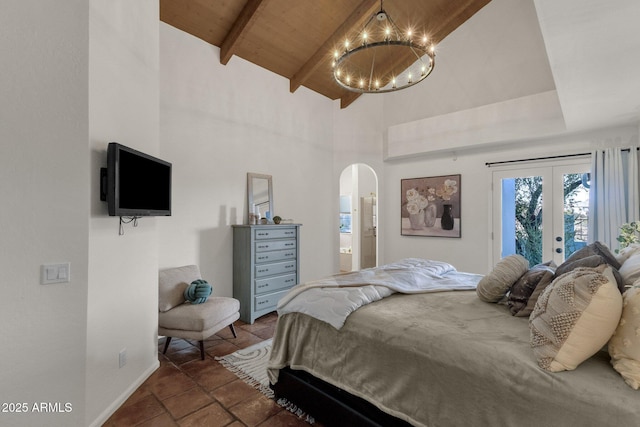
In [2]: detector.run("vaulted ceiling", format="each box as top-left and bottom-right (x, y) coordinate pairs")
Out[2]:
(160, 0), (491, 108)
(160, 0), (640, 136)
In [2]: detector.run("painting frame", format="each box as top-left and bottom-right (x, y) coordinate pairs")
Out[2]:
(401, 174), (461, 238)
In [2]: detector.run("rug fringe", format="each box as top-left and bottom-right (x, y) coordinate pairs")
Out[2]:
(276, 397), (315, 424)
(216, 358), (275, 399)
(215, 341), (314, 425)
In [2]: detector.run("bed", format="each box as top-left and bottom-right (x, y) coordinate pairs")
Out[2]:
(267, 256), (640, 427)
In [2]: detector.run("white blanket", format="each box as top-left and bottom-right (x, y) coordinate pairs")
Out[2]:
(277, 258), (482, 329)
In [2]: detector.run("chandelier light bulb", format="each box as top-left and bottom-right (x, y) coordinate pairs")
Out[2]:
(422, 35), (428, 45)
(359, 79), (365, 88)
(408, 73), (412, 84)
(392, 77), (397, 88)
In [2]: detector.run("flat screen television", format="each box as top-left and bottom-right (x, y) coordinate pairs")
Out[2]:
(101, 142), (172, 217)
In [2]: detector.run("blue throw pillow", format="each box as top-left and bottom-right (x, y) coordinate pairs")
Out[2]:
(184, 279), (212, 304)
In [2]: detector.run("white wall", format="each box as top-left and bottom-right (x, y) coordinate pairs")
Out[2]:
(86, 1), (160, 425)
(0, 1), (89, 426)
(159, 23), (336, 290)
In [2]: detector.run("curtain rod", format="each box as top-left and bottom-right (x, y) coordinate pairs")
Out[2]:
(486, 147), (639, 167)
(485, 152), (590, 167)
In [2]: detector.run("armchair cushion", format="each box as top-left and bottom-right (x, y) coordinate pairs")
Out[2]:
(159, 265), (202, 312)
(159, 296), (240, 332)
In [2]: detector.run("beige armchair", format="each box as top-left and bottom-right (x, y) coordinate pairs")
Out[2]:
(159, 265), (240, 360)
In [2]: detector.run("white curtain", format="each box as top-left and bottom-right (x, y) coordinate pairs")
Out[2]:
(588, 147), (640, 249)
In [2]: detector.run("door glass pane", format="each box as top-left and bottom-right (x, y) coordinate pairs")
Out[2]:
(563, 173), (590, 258)
(501, 176), (543, 266)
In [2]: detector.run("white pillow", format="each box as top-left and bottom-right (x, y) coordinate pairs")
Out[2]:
(616, 243), (640, 264)
(476, 255), (528, 303)
(530, 266), (623, 372)
(619, 253), (640, 286)
(609, 285), (640, 389)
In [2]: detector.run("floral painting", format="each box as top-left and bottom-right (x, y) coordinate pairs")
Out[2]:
(401, 174), (461, 237)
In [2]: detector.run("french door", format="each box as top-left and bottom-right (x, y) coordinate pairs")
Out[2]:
(492, 160), (590, 266)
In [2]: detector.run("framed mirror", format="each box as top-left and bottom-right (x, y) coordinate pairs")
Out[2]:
(247, 173), (273, 223)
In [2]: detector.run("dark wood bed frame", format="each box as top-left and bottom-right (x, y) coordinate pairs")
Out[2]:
(271, 367), (412, 427)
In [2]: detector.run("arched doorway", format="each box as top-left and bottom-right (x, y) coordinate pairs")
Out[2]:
(339, 164), (378, 272)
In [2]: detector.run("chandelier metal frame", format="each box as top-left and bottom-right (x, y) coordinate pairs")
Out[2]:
(332, 1), (436, 93)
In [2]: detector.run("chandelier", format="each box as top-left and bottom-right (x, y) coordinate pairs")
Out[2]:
(332, 1), (436, 94)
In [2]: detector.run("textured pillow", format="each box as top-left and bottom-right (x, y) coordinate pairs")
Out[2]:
(609, 286), (640, 389)
(184, 279), (213, 304)
(508, 262), (556, 317)
(619, 253), (640, 287)
(529, 266), (623, 372)
(477, 255), (529, 303)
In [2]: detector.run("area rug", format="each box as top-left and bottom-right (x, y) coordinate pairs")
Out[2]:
(216, 339), (274, 398)
(216, 340), (314, 423)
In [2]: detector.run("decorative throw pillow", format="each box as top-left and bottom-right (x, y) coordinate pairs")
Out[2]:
(183, 279), (213, 304)
(619, 253), (640, 287)
(529, 266), (623, 372)
(609, 286), (640, 389)
(508, 262), (556, 317)
(477, 254), (529, 303)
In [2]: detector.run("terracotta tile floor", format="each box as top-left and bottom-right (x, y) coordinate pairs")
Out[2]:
(104, 312), (311, 427)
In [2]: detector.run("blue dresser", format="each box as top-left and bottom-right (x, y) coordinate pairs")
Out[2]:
(232, 224), (301, 324)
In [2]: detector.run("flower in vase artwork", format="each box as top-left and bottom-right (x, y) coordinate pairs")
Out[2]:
(401, 174), (461, 238)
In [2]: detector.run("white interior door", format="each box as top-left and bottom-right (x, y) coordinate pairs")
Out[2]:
(492, 160), (590, 266)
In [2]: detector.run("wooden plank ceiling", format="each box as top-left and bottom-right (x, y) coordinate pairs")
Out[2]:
(160, 0), (491, 108)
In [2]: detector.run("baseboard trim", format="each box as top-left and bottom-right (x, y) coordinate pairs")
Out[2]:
(87, 360), (160, 427)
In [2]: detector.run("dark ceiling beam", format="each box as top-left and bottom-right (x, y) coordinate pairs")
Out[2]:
(220, 0), (269, 65)
(289, 0), (379, 93)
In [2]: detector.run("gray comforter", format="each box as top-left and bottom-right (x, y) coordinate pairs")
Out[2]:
(268, 291), (640, 427)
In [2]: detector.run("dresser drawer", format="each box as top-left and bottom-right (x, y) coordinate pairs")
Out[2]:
(255, 289), (290, 312)
(255, 239), (296, 252)
(255, 249), (296, 264)
(255, 228), (297, 240)
(255, 273), (297, 295)
(255, 260), (297, 278)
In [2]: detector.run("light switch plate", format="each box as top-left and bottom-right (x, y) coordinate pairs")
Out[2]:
(41, 263), (71, 285)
